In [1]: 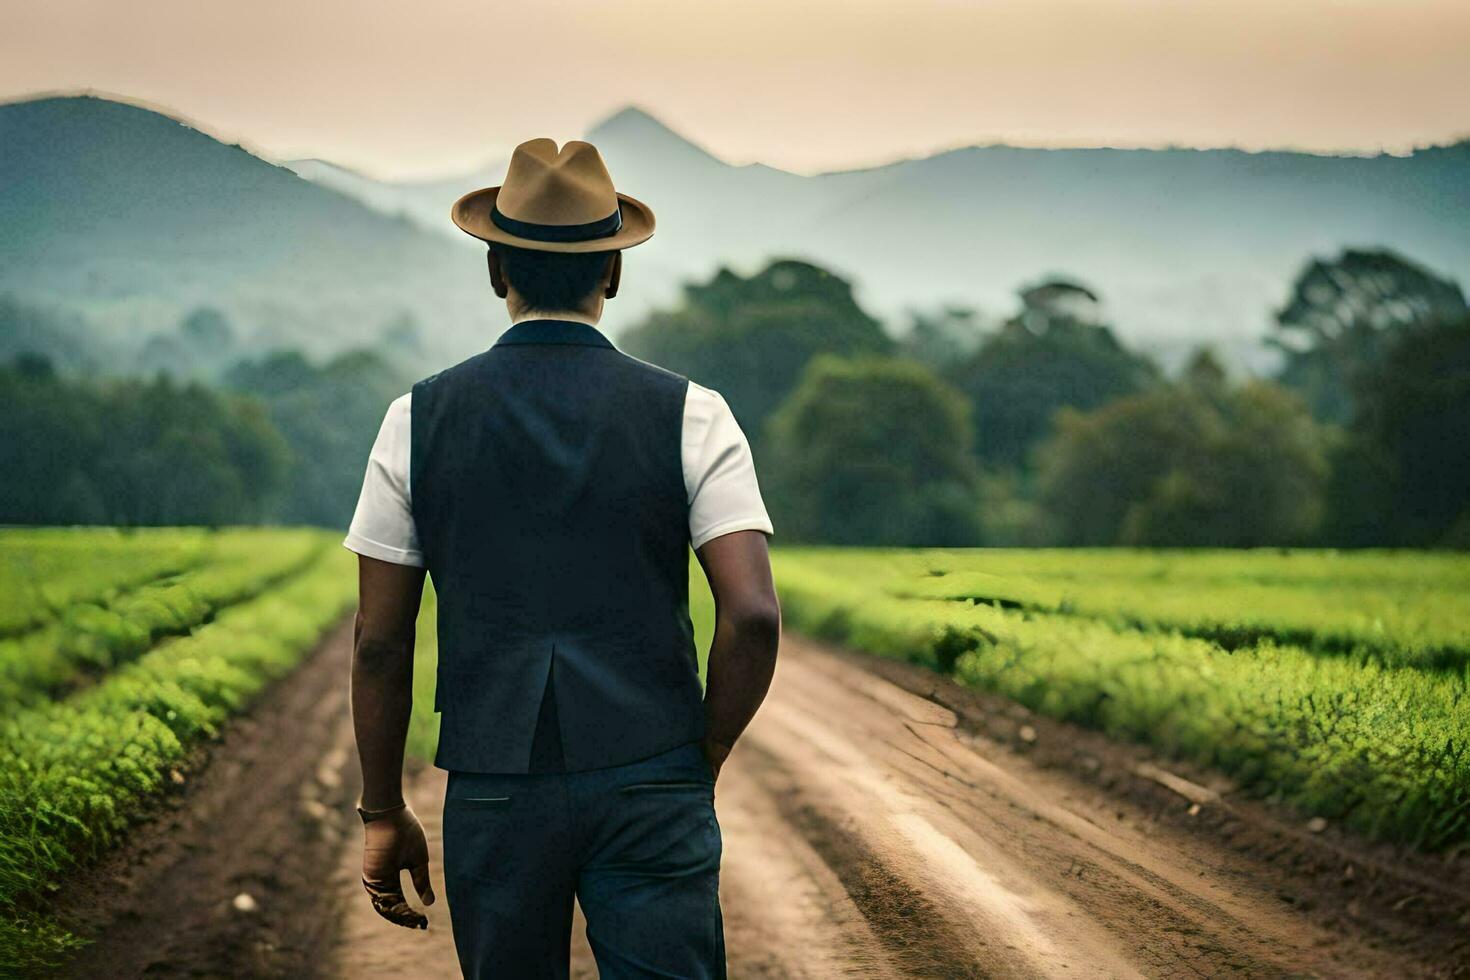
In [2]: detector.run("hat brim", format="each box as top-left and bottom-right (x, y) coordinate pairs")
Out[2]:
(450, 187), (655, 253)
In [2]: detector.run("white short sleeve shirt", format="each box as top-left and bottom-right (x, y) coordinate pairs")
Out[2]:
(343, 380), (773, 567)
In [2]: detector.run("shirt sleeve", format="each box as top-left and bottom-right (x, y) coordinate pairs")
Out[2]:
(343, 393), (425, 567)
(683, 382), (774, 549)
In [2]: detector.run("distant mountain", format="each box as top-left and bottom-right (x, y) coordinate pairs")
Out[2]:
(284, 155), (510, 233)
(0, 95), (499, 369)
(582, 107), (865, 328)
(291, 104), (1470, 371)
(794, 139), (1470, 369)
(5, 95), (1466, 375)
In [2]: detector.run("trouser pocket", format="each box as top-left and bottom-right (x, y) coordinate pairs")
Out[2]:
(620, 780), (712, 794)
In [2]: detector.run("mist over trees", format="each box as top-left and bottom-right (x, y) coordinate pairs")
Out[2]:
(0, 295), (107, 375)
(0, 242), (1464, 548)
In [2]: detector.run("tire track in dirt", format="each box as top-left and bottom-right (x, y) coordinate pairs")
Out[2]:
(729, 637), (1462, 978)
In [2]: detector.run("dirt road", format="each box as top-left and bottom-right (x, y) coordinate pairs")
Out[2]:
(56, 626), (1467, 978)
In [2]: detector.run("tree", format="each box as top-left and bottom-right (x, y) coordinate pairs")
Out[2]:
(225, 348), (410, 527)
(764, 356), (981, 546)
(180, 306), (235, 351)
(92, 376), (288, 525)
(0, 358), (288, 525)
(896, 304), (985, 373)
(1324, 316), (1470, 547)
(0, 356), (105, 524)
(621, 259), (892, 440)
(1271, 248), (1467, 423)
(946, 278), (1158, 470)
(1038, 351), (1330, 546)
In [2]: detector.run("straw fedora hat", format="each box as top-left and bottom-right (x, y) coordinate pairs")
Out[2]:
(451, 138), (655, 253)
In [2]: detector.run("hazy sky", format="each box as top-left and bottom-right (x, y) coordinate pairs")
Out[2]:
(4, 0), (1468, 179)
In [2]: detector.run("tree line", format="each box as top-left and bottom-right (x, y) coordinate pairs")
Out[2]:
(0, 310), (409, 529)
(622, 250), (1469, 549)
(1, 245), (1465, 548)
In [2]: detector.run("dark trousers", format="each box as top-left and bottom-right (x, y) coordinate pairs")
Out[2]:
(441, 740), (726, 979)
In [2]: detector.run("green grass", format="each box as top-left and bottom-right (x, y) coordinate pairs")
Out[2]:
(0, 529), (354, 976)
(15, 534), (1443, 973)
(0, 530), (330, 706)
(772, 548), (1470, 851)
(0, 528), (213, 636)
(804, 548), (1470, 670)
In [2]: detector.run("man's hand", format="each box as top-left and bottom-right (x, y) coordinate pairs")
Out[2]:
(351, 555), (430, 928)
(361, 805), (436, 929)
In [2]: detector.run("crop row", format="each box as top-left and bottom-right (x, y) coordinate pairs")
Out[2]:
(0, 528), (213, 636)
(789, 548), (1470, 671)
(0, 530), (328, 706)
(773, 556), (1470, 852)
(0, 544), (355, 975)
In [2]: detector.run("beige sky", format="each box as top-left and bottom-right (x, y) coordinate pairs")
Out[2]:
(3, 0), (1468, 180)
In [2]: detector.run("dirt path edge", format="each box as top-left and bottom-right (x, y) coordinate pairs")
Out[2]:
(36, 624), (1470, 978)
(46, 617), (363, 980)
(825, 637), (1470, 974)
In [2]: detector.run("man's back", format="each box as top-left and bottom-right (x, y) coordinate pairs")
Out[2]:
(410, 318), (703, 773)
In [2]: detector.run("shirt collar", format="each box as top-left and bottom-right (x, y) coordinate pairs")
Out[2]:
(494, 317), (616, 350)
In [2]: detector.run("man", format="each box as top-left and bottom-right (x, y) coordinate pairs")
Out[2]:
(342, 137), (780, 979)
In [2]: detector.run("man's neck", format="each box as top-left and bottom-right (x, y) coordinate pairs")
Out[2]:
(510, 309), (599, 326)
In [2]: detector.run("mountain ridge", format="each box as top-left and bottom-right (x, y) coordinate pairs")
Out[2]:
(0, 93), (497, 369)
(5, 92), (1468, 372)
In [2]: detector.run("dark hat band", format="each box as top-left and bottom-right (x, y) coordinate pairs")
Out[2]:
(490, 203), (623, 243)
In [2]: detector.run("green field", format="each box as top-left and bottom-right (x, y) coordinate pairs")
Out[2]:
(772, 548), (1470, 852)
(6, 532), (1468, 971)
(0, 528), (355, 974)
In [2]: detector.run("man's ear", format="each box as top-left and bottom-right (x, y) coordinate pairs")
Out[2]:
(604, 252), (623, 300)
(486, 248), (509, 299)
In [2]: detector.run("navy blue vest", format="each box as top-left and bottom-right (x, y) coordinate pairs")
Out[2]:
(410, 319), (704, 773)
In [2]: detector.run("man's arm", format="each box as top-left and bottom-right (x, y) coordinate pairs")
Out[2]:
(351, 554), (435, 929)
(695, 530), (781, 781)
